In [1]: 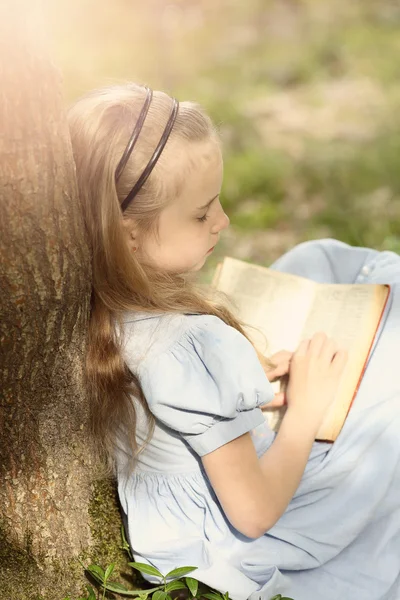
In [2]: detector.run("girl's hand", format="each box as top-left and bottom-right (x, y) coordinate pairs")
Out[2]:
(264, 350), (293, 381)
(259, 350), (293, 409)
(286, 332), (348, 427)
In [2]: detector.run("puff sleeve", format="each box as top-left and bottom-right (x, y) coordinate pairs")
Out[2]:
(137, 315), (275, 456)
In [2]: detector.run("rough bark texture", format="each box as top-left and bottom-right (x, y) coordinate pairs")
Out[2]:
(0, 2), (127, 598)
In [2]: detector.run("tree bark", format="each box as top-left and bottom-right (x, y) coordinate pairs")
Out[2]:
(0, 2), (125, 598)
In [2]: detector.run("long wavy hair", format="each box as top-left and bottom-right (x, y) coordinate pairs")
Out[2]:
(68, 83), (270, 470)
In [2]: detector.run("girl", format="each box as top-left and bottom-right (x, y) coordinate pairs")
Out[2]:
(68, 84), (400, 600)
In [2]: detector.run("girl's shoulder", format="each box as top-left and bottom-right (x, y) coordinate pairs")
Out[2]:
(120, 312), (274, 457)
(119, 311), (237, 372)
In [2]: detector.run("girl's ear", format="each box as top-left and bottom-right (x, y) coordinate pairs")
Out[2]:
(121, 217), (140, 252)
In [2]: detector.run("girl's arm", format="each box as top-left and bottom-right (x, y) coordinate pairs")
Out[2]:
(202, 333), (348, 539)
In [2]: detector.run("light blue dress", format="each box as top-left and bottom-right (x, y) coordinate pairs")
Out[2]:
(116, 239), (400, 600)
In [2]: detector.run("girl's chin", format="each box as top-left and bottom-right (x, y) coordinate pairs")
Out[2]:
(171, 259), (206, 275)
(188, 257), (208, 273)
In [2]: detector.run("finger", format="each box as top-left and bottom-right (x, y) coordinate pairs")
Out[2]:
(320, 338), (338, 363)
(269, 350), (293, 362)
(308, 332), (328, 357)
(268, 360), (291, 379)
(266, 350), (293, 377)
(331, 349), (348, 374)
(262, 392), (286, 409)
(295, 338), (310, 357)
(274, 391), (287, 406)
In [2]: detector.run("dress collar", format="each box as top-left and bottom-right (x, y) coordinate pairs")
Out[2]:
(121, 311), (165, 323)
(122, 310), (201, 324)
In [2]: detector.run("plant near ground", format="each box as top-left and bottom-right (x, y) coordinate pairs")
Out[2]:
(84, 560), (197, 598)
(65, 527), (294, 600)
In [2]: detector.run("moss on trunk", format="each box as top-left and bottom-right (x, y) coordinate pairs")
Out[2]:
(0, 478), (143, 600)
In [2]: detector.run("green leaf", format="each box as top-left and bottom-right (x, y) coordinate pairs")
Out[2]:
(104, 563), (115, 580)
(164, 566), (197, 579)
(152, 592), (168, 600)
(121, 524), (129, 546)
(101, 579), (164, 597)
(269, 596), (282, 600)
(185, 577), (198, 597)
(280, 597), (295, 600)
(121, 525), (134, 559)
(202, 593), (225, 600)
(86, 586), (97, 600)
(165, 580), (187, 592)
(104, 582), (163, 596)
(104, 580), (129, 593)
(87, 564), (105, 581)
(128, 562), (164, 579)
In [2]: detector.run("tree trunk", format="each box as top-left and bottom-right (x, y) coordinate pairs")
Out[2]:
(0, 2), (126, 598)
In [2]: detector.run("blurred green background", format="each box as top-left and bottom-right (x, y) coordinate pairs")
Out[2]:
(46, 0), (400, 273)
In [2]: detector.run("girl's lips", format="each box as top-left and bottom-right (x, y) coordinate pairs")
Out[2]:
(207, 245), (215, 253)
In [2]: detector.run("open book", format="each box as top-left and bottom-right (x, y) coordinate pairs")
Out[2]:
(212, 257), (390, 442)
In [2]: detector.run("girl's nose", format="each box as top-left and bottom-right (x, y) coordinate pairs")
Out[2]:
(221, 211), (230, 230)
(212, 210), (230, 234)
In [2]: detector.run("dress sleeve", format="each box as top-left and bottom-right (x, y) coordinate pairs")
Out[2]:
(137, 315), (275, 457)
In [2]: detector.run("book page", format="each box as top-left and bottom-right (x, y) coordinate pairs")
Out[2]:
(301, 284), (389, 440)
(301, 285), (376, 342)
(214, 258), (316, 355)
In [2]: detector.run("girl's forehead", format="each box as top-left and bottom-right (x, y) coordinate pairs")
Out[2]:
(164, 138), (222, 197)
(185, 144), (222, 189)
(162, 144), (222, 215)
(172, 136), (222, 166)
(190, 140), (223, 178)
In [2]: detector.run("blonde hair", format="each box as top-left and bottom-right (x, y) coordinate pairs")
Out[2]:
(68, 83), (266, 469)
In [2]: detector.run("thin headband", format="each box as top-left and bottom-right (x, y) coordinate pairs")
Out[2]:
(115, 87), (153, 183)
(117, 91), (179, 213)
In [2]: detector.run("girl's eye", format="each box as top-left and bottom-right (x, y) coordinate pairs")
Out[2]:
(197, 213), (209, 222)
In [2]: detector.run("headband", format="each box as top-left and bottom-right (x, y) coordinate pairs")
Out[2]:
(115, 86), (153, 184)
(115, 87), (179, 213)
